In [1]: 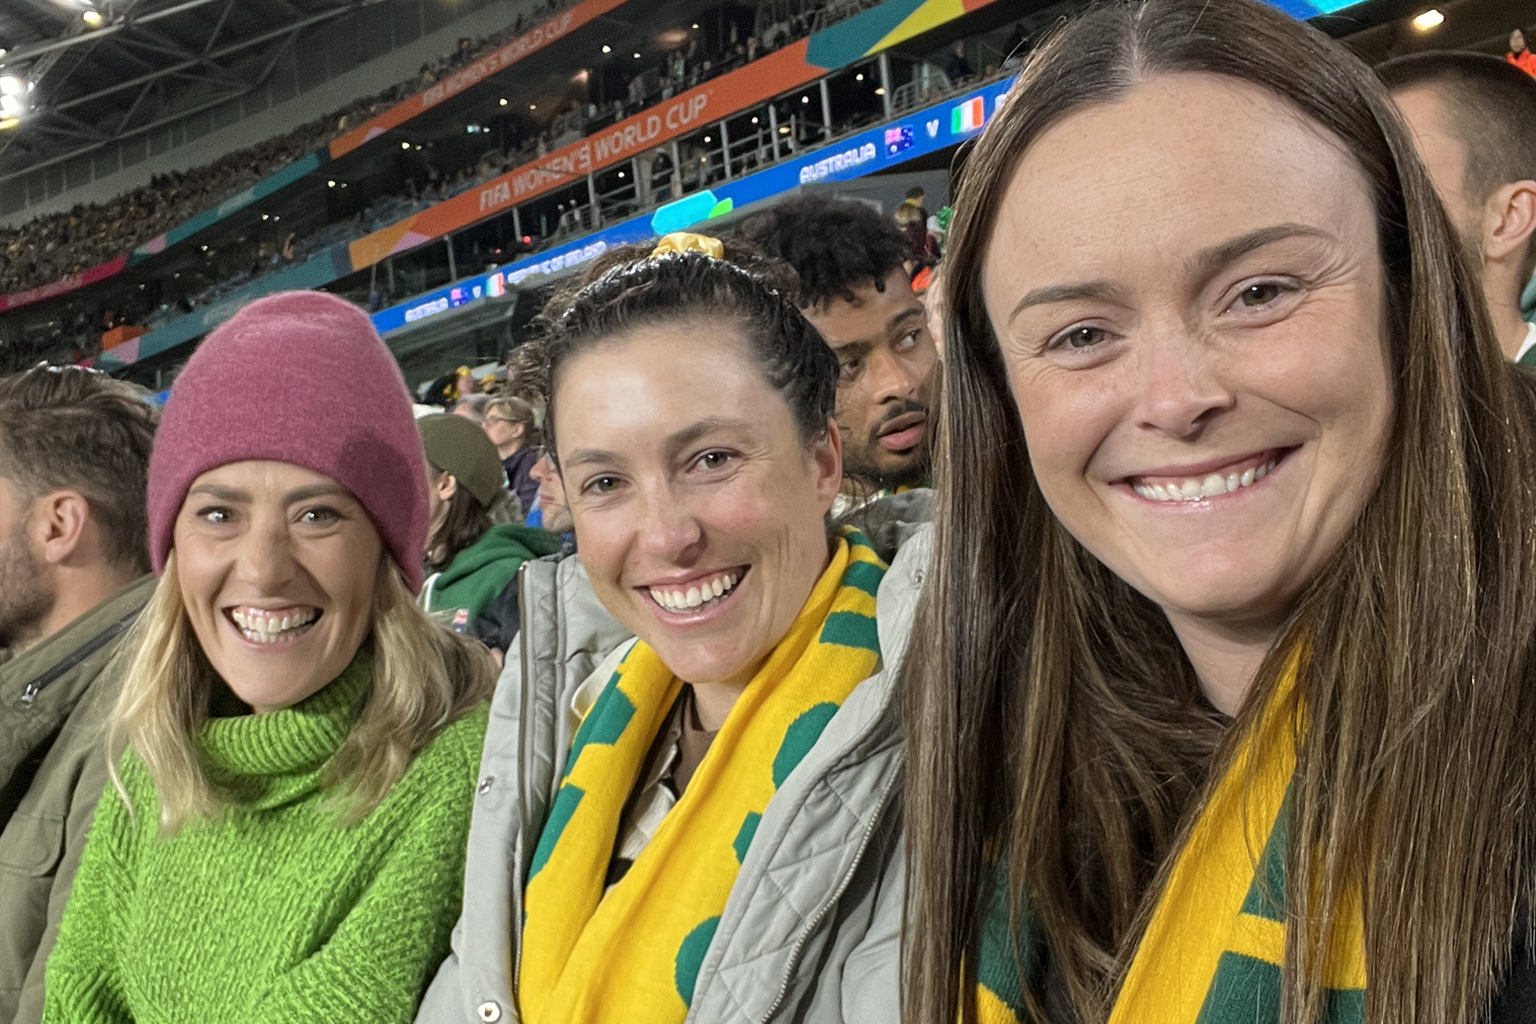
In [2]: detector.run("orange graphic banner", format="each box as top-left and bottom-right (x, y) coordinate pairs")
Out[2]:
(348, 40), (825, 269)
(330, 0), (633, 158)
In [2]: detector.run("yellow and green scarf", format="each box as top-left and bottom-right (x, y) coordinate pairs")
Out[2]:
(976, 656), (1367, 1024)
(519, 528), (887, 1024)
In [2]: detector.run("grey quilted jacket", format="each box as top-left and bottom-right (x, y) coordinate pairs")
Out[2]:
(416, 494), (932, 1024)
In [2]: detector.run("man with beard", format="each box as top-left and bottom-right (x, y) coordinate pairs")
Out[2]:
(736, 194), (938, 498)
(0, 365), (157, 1024)
(1380, 53), (1536, 364)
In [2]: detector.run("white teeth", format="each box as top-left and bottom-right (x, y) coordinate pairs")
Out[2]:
(230, 606), (319, 643)
(1132, 457), (1279, 503)
(649, 571), (742, 613)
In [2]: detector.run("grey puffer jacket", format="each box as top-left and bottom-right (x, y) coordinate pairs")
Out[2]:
(416, 493), (932, 1024)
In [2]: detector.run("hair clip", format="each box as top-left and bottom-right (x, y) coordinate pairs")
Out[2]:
(650, 232), (724, 260)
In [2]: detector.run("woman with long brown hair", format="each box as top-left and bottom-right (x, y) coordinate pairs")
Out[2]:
(904, 1), (1536, 1022)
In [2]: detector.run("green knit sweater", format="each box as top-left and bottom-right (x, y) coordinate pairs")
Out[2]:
(42, 657), (489, 1024)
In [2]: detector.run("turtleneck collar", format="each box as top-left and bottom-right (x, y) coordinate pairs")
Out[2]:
(200, 652), (372, 808)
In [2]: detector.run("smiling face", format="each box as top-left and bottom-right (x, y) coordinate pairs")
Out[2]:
(173, 460), (383, 713)
(553, 323), (841, 688)
(983, 73), (1394, 658)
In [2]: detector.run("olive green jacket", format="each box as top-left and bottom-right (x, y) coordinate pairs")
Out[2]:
(0, 575), (153, 1024)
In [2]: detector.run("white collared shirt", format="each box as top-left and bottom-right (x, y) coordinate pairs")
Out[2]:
(1518, 321), (1536, 365)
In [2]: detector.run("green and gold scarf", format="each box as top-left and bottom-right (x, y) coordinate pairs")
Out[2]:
(977, 656), (1367, 1024)
(518, 529), (887, 1024)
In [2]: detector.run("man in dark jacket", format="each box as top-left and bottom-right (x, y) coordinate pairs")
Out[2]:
(0, 365), (157, 1024)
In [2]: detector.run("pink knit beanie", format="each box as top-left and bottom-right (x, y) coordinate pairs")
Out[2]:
(147, 291), (428, 592)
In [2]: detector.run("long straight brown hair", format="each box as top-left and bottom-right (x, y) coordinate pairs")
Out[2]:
(904, 1), (1536, 1022)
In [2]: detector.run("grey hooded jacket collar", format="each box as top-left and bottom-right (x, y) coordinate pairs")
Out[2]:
(417, 494), (932, 1024)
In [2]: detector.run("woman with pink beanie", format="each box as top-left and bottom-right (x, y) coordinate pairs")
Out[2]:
(42, 291), (495, 1024)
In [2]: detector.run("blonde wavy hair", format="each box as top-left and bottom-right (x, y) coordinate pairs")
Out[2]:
(108, 552), (495, 834)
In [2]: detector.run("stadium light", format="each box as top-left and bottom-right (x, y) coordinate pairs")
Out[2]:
(1412, 8), (1444, 30)
(0, 73), (31, 129)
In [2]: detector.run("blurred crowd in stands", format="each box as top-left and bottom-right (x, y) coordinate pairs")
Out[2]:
(0, 0), (1019, 377)
(0, 0), (575, 299)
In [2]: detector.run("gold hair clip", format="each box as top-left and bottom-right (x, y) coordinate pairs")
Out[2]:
(651, 232), (724, 259)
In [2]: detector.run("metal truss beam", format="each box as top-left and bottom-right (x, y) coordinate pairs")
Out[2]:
(51, 6), (349, 113)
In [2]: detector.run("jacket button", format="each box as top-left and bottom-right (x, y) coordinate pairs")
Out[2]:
(477, 1001), (501, 1022)
(478, 776), (495, 795)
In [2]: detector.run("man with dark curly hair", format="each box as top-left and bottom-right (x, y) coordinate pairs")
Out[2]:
(734, 194), (938, 492)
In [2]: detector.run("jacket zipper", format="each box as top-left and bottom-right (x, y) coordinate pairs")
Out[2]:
(511, 562), (538, 993)
(749, 761), (902, 1024)
(16, 606), (141, 708)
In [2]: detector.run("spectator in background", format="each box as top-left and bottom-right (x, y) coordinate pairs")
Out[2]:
(944, 40), (974, 83)
(523, 452), (571, 534)
(1509, 28), (1536, 78)
(737, 195), (938, 496)
(456, 367), (480, 397)
(451, 392), (490, 424)
(419, 413), (559, 657)
(0, 366), (158, 1024)
(895, 186), (937, 267)
(1381, 52), (1536, 363)
(482, 395), (540, 515)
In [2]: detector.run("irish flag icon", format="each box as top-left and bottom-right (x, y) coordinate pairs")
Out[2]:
(951, 97), (985, 134)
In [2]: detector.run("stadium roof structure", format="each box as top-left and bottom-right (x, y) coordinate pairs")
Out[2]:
(0, 0), (380, 180)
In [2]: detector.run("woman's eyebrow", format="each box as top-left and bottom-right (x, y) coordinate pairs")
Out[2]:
(282, 484), (352, 505)
(1184, 223), (1334, 281)
(1008, 280), (1126, 325)
(186, 484), (248, 503)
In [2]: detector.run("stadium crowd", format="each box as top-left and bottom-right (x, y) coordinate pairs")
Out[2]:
(0, 0), (858, 306)
(5, 4), (1536, 1024)
(0, 0), (577, 299)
